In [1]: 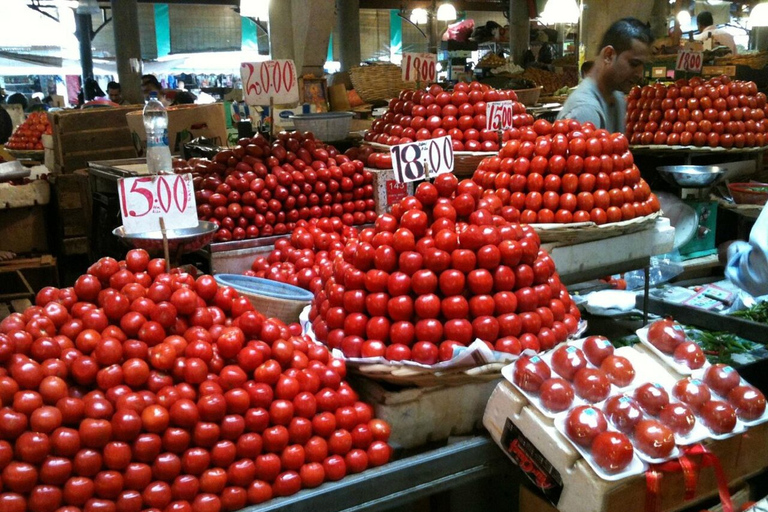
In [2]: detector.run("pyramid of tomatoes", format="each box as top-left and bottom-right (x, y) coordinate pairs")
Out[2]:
(472, 118), (660, 225)
(626, 76), (768, 148)
(363, 82), (534, 152)
(6, 112), (51, 151)
(307, 173), (581, 364)
(0, 250), (393, 510)
(192, 131), (376, 243)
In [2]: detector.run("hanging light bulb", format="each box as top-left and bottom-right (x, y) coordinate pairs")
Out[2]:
(410, 8), (429, 25)
(539, 0), (580, 24)
(240, 0), (270, 20)
(749, 2), (768, 27)
(436, 3), (457, 22)
(676, 10), (691, 27)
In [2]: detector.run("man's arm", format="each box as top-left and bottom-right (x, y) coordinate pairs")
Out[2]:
(725, 203), (768, 296)
(556, 103), (605, 130)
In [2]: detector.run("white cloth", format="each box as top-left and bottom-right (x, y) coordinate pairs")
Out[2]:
(694, 25), (736, 53)
(726, 202), (768, 297)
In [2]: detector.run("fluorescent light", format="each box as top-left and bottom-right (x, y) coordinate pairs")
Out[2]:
(436, 3), (457, 21)
(75, 0), (100, 15)
(539, 0), (580, 24)
(677, 10), (691, 27)
(410, 8), (429, 25)
(240, 0), (269, 20)
(749, 2), (768, 27)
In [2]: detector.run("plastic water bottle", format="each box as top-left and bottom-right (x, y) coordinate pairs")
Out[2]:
(143, 92), (172, 174)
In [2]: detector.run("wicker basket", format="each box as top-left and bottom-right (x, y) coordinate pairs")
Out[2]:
(715, 51), (768, 70)
(238, 291), (310, 325)
(513, 86), (543, 106)
(454, 151), (493, 178)
(349, 64), (416, 103)
(214, 275), (311, 325)
(349, 361), (506, 387)
(533, 211), (661, 246)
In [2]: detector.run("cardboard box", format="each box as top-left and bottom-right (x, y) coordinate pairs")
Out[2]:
(126, 103), (228, 156)
(0, 206), (48, 253)
(367, 167), (414, 216)
(483, 378), (768, 512)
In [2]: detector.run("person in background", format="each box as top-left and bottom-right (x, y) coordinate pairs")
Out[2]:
(580, 60), (595, 79)
(141, 74), (169, 105)
(172, 91), (197, 106)
(557, 18), (651, 133)
(721, 204), (768, 297)
(694, 11), (736, 54)
(6, 92), (28, 111)
(107, 81), (126, 105)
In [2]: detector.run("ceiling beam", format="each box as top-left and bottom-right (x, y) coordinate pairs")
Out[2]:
(360, 0), (505, 11)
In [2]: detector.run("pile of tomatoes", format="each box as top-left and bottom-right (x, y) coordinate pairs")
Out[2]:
(363, 82), (534, 152)
(626, 76), (768, 148)
(192, 131), (377, 243)
(0, 250), (392, 511)
(472, 118), (661, 225)
(307, 173), (582, 364)
(247, 218), (360, 294)
(6, 112), (51, 151)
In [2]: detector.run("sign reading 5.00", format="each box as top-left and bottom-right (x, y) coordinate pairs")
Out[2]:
(486, 100), (514, 131)
(389, 135), (454, 183)
(118, 174), (198, 234)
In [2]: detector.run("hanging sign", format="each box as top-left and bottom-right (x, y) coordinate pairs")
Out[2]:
(389, 135), (454, 183)
(240, 60), (299, 105)
(486, 100), (514, 131)
(402, 53), (438, 82)
(118, 174), (198, 234)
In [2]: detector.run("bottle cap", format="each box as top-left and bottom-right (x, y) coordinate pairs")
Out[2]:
(149, 92), (158, 99)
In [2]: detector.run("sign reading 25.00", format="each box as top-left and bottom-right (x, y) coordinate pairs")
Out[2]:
(389, 135), (454, 183)
(118, 174), (198, 234)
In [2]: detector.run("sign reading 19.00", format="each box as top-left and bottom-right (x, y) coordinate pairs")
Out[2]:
(118, 174), (198, 234)
(389, 135), (454, 183)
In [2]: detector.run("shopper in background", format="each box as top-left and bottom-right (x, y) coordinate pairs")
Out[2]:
(557, 18), (651, 133)
(107, 81), (126, 105)
(6, 93), (28, 111)
(694, 11), (736, 54)
(580, 60), (595, 79)
(141, 75), (169, 106)
(721, 204), (768, 297)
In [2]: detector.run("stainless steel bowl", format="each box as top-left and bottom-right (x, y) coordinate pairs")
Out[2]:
(113, 221), (218, 255)
(656, 165), (728, 188)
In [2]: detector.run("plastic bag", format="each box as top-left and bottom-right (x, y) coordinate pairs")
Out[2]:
(442, 19), (474, 42)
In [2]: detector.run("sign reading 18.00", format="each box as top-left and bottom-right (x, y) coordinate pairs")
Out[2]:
(389, 135), (454, 183)
(118, 174), (198, 234)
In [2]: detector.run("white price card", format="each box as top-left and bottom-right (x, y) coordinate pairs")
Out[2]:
(240, 60), (299, 106)
(389, 135), (454, 183)
(486, 100), (514, 131)
(402, 53), (437, 82)
(118, 174), (198, 234)
(675, 50), (703, 73)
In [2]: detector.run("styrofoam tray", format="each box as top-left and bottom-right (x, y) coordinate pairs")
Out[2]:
(636, 326), (711, 376)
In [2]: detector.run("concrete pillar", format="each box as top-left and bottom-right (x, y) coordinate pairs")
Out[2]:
(509, 0), (529, 66)
(581, 0), (655, 57)
(336, 0), (361, 71)
(268, 0), (295, 60)
(111, 0), (143, 104)
(650, 0), (668, 40)
(75, 13), (94, 98)
(291, 0), (335, 76)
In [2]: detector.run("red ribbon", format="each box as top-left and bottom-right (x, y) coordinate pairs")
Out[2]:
(644, 444), (733, 512)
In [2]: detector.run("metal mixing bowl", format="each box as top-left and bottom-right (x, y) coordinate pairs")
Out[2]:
(656, 165), (728, 188)
(113, 221), (218, 255)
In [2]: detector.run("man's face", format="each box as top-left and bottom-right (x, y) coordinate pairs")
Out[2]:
(108, 88), (122, 103)
(141, 83), (156, 99)
(605, 39), (650, 93)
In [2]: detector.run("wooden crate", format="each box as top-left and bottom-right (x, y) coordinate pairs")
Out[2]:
(51, 170), (92, 255)
(0, 255), (58, 303)
(50, 107), (141, 174)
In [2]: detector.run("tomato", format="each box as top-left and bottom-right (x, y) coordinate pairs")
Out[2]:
(727, 385), (766, 420)
(599, 355), (635, 387)
(699, 400), (737, 434)
(647, 318), (686, 354)
(573, 368), (611, 403)
(580, 336), (613, 366)
(539, 378), (574, 412)
(672, 341), (705, 369)
(633, 419), (674, 459)
(591, 431), (634, 473)
(512, 355), (551, 393)
(603, 395), (643, 434)
(703, 364), (741, 397)
(658, 403), (695, 435)
(565, 405), (607, 447)
(672, 378), (711, 411)
(550, 345), (587, 381)
(633, 383), (669, 415)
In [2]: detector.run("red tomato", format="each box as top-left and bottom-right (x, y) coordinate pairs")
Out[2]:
(550, 346), (587, 381)
(658, 403), (695, 435)
(603, 394), (643, 434)
(539, 378), (574, 412)
(633, 419), (674, 458)
(565, 405), (608, 447)
(703, 364), (741, 397)
(672, 341), (706, 370)
(727, 385), (766, 420)
(647, 318), (687, 354)
(512, 355), (551, 393)
(573, 368), (611, 403)
(591, 431), (634, 473)
(699, 400), (737, 434)
(672, 378), (711, 411)
(633, 383), (669, 415)
(599, 355), (635, 387)
(582, 336), (614, 366)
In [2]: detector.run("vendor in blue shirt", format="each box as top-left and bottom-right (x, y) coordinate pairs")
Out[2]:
(724, 204), (768, 297)
(557, 18), (652, 133)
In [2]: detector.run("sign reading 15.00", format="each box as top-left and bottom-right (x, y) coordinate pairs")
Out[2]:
(389, 135), (454, 183)
(486, 100), (514, 131)
(118, 174), (198, 234)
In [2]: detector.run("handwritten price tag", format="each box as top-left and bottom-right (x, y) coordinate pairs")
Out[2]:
(675, 50), (703, 73)
(118, 174), (198, 234)
(486, 100), (514, 131)
(389, 135), (454, 183)
(240, 60), (299, 106)
(402, 53), (437, 83)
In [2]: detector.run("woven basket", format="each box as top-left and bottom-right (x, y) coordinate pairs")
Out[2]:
(454, 151), (493, 178)
(350, 64), (416, 103)
(533, 211), (661, 246)
(237, 290), (309, 325)
(349, 361), (506, 388)
(715, 52), (768, 70)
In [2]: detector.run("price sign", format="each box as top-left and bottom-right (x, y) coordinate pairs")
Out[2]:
(240, 60), (299, 106)
(389, 135), (454, 183)
(486, 100), (514, 131)
(675, 50), (703, 73)
(118, 174), (198, 234)
(402, 53), (437, 83)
